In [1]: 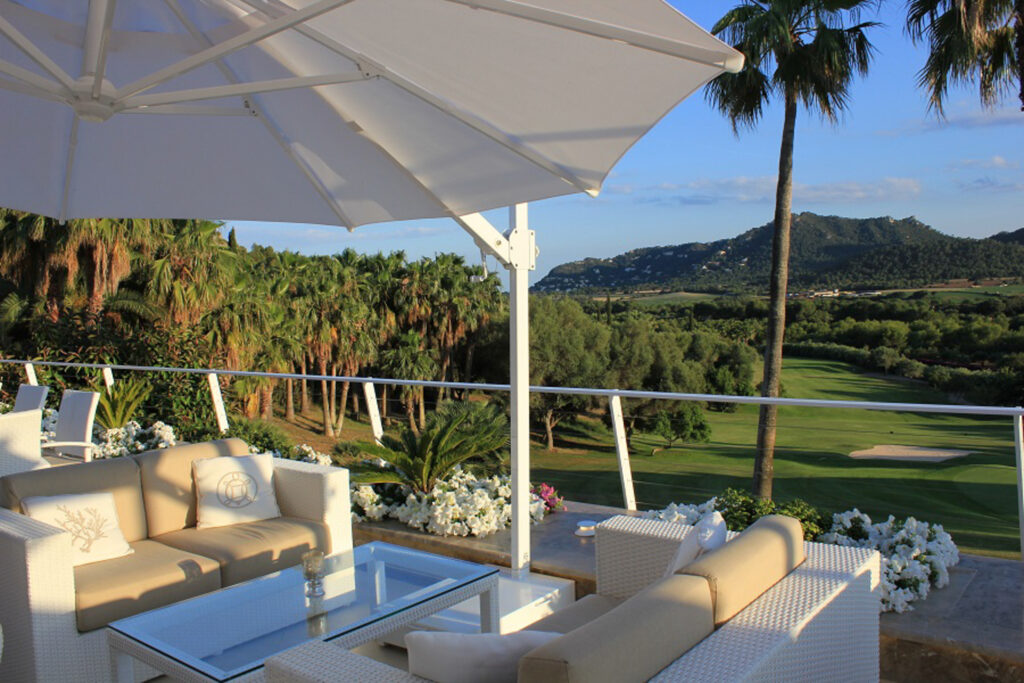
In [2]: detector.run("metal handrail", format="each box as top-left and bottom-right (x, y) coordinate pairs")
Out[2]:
(2, 358), (1020, 417)
(3, 356), (1023, 556)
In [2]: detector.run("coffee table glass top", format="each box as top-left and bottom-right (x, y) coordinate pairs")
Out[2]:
(108, 541), (498, 681)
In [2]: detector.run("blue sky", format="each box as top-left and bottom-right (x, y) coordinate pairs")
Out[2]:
(225, 1), (1024, 286)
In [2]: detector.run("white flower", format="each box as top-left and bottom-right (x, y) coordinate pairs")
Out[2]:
(352, 467), (553, 538)
(646, 499), (960, 614)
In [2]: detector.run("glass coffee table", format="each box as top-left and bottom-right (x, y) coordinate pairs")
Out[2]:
(107, 542), (499, 682)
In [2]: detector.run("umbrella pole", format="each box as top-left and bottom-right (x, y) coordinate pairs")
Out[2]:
(456, 205), (536, 574)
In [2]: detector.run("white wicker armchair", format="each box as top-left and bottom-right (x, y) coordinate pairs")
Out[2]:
(266, 516), (880, 683)
(0, 456), (352, 683)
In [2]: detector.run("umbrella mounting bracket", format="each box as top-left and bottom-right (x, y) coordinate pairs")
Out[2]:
(455, 209), (535, 272)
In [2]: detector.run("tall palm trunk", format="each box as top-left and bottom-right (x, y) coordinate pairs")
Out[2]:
(461, 342), (476, 400)
(285, 374), (295, 421)
(753, 87), (797, 500)
(260, 385), (273, 419)
(418, 386), (426, 429)
(328, 362), (337, 426)
(406, 393), (419, 435)
(336, 380), (350, 433)
(381, 385), (389, 422)
(318, 357), (334, 437)
(300, 356), (309, 414)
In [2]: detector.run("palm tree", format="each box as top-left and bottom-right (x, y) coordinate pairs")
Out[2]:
(380, 331), (437, 435)
(350, 401), (508, 493)
(708, 0), (877, 499)
(147, 220), (236, 326)
(906, 0), (1021, 113)
(301, 257), (343, 437)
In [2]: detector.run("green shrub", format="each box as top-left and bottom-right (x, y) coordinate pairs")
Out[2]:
(95, 378), (152, 429)
(215, 418), (295, 455)
(714, 488), (829, 541)
(333, 441), (363, 461)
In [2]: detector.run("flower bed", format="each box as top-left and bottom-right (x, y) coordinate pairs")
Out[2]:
(644, 495), (959, 613)
(819, 509), (958, 613)
(351, 468), (555, 537)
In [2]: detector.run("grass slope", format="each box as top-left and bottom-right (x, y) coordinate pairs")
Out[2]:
(531, 358), (1019, 558)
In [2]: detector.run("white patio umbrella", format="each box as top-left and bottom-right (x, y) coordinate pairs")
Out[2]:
(0, 0), (742, 571)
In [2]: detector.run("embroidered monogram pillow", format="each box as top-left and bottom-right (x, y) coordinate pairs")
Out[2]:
(22, 492), (134, 567)
(192, 454), (281, 529)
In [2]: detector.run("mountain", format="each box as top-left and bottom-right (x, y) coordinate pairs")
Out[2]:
(989, 227), (1024, 246)
(533, 213), (1024, 293)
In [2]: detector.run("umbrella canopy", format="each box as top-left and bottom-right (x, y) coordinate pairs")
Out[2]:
(0, 0), (741, 225)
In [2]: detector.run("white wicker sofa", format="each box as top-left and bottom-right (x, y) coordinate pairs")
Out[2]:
(266, 514), (880, 683)
(0, 438), (352, 683)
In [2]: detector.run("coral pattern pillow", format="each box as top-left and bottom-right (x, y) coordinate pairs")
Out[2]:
(193, 454), (281, 529)
(22, 492), (134, 567)
(406, 630), (562, 683)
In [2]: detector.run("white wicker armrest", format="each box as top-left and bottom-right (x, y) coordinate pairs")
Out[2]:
(266, 641), (423, 683)
(0, 507), (79, 682)
(595, 515), (699, 599)
(272, 460), (352, 556)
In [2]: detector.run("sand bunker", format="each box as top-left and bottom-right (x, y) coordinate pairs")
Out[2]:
(848, 445), (973, 463)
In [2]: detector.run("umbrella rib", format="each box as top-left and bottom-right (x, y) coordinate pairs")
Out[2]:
(85, 0), (118, 99)
(59, 116), (80, 223)
(0, 58), (70, 99)
(0, 15), (76, 91)
(0, 75), (68, 103)
(162, 0), (355, 228)
(234, 0), (598, 198)
(121, 104), (251, 116)
(115, 0), (358, 102)
(448, 0), (744, 73)
(120, 73), (370, 110)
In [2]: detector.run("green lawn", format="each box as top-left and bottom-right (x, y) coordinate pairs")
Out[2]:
(628, 290), (727, 306)
(265, 358), (1020, 559)
(530, 358), (1020, 559)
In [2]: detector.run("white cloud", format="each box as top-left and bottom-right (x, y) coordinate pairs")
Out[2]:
(877, 108), (1024, 136)
(625, 175), (921, 205)
(955, 176), (1024, 192)
(949, 155), (1018, 170)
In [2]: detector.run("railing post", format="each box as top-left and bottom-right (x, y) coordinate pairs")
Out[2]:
(206, 373), (229, 434)
(363, 381), (384, 445)
(1014, 411), (1024, 560)
(608, 395), (637, 511)
(102, 366), (115, 388)
(24, 363), (38, 385)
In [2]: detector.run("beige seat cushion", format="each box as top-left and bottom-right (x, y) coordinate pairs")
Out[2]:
(524, 593), (623, 634)
(133, 438), (250, 537)
(74, 539), (221, 632)
(518, 574), (714, 683)
(0, 457), (148, 542)
(680, 514), (806, 627)
(154, 516), (329, 586)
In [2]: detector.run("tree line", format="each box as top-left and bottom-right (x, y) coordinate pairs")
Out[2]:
(0, 210), (503, 439)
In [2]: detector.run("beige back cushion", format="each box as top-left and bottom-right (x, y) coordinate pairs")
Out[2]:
(134, 439), (250, 536)
(518, 573), (714, 683)
(680, 514), (806, 627)
(0, 457), (148, 542)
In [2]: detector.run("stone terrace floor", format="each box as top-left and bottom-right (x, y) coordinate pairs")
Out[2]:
(354, 501), (1024, 683)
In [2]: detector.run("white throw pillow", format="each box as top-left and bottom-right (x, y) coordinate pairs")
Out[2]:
(696, 511), (728, 553)
(406, 630), (561, 683)
(22, 492), (133, 567)
(193, 453), (281, 529)
(663, 528), (702, 577)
